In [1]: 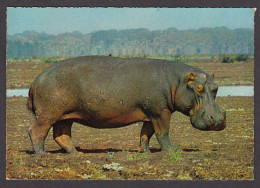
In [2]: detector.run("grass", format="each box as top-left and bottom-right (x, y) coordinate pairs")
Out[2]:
(176, 171), (192, 180)
(89, 168), (106, 180)
(13, 155), (26, 166)
(7, 54), (254, 65)
(164, 148), (183, 162)
(126, 149), (149, 161)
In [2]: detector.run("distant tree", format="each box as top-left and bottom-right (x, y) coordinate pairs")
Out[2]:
(6, 28), (254, 58)
(176, 48), (182, 54)
(222, 56), (235, 63)
(235, 54), (249, 62)
(196, 48), (201, 54)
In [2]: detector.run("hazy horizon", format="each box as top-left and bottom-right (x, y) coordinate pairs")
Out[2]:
(7, 8), (254, 36)
(7, 26), (254, 37)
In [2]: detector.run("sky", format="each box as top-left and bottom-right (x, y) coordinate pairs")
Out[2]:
(7, 8), (254, 35)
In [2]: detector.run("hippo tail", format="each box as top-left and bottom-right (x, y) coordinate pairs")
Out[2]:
(27, 86), (36, 114)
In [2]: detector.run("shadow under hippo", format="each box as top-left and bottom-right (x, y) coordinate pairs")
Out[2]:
(27, 56), (226, 155)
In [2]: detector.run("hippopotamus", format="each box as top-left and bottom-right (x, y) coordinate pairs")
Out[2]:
(27, 56), (226, 154)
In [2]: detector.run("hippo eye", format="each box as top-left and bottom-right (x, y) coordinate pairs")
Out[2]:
(185, 105), (192, 110)
(196, 84), (204, 92)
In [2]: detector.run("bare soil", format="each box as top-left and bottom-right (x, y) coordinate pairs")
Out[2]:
(6, 96), (254, 180)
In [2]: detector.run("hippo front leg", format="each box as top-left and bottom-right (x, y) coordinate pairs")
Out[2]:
(152, 109), (175, 151)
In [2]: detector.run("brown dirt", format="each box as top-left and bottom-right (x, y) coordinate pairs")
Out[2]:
(6, 60), (254, 89)
(6, 96), (254, 180)
(6, 61), (50, 89)
(186, 61), (254, 86)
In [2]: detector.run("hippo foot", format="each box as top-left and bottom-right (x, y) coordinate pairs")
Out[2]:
(34, 145), (47, 155)
(34, 151), (49, 155)
(66, 151), (83, 155)
(160, 145), (179, 152)
(63, 147), (81, 155)
(139, 146), (151, 153)
(139, 139), (151, 153)
(155, 132), (175, 151)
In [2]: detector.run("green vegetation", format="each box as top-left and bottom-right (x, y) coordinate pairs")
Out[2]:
(7, 56), (72, 63)
(107, 152), (115, 159)
(6, 54), (253, 65)
(13, 155), (26, 167)
(164, 148), (183, 162)
(126, 149), (149, 160)
(86, 167), (105, 180)
(222, 56), (235, 63)
(235, 54), (249, 62)
(103, 162), (124, 172)
(7, 28), (253, 58)
(172, 55), (184, 63)
(221, 54), (250, 63)
(176, 171), (192, 180)
(45, 59), (57, 64)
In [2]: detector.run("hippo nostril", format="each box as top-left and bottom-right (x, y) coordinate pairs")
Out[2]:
(208, 115), (215, 123)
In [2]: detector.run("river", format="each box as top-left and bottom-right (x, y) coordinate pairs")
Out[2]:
(6, 86), (254, 98)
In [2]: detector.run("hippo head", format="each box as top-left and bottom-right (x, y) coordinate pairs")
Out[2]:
(174, 72), (226, 131)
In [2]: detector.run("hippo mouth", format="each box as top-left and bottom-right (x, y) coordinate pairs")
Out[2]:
(189, 102), (226, 131)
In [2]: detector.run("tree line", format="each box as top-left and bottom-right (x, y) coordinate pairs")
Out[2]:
(7, 27), (254, 58)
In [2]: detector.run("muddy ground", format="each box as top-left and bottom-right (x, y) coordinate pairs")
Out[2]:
(6, 59), (254, 88)
(6, 96), (254, 180)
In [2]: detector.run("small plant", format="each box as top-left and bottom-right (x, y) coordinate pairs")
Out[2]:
(164, 148), (183, 162)
(103, 162), (124, 172)
(126, 150), (149, 160)
(176, 171), (192, 180)
(107, 151), (115, 159)
(81, 166), (106, 180)
(14, 57), (20, 62)
(90, 168), (106, 180)
(173, 55), (184, 63)
(13, 155), (26, 166)
(222, 56), (235, 63)
(235, 54), (249, 62)
(45, 59), (57, 64)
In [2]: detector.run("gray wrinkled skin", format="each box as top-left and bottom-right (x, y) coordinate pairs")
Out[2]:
(27, 56), (226, 154)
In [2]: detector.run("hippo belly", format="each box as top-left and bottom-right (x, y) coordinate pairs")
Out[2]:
(60, 108), (150, 129)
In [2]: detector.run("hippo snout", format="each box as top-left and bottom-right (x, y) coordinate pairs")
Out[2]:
(206, 110), (226, 131)
(190, 108), (226, 131)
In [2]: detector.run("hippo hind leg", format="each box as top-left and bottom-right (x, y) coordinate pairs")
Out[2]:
(139, 122), (155, 153)
(53, 120), (78, 154)
(28, 120), (52, 154)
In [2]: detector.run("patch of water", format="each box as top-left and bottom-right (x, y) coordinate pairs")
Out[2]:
(217, 86), (254, 97)
(6, 86), (254, 98)
(6, 89), (29, 98)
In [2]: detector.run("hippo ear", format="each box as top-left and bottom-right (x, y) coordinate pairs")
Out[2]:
(186, 72), (196, 83)
(186, 72), (196, 89)
(186, 72), (196, 86)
